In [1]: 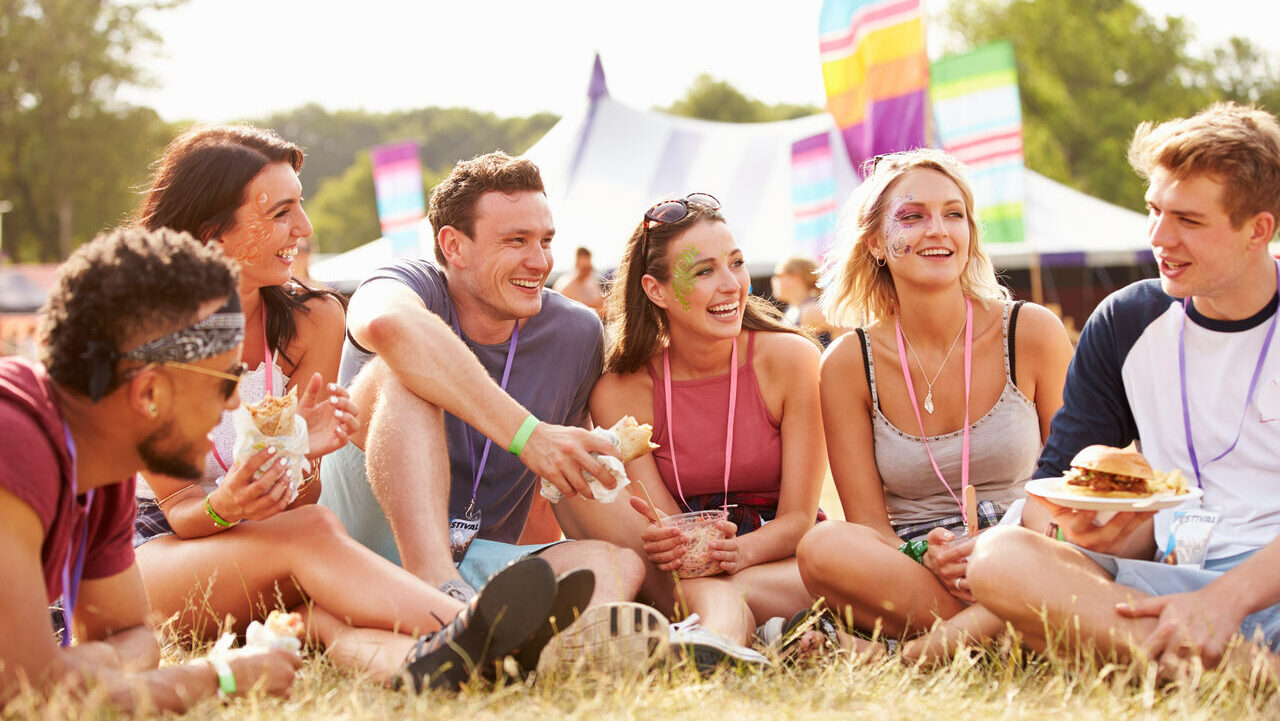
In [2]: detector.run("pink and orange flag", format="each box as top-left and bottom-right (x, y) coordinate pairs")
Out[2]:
(819, 0), (930, 172)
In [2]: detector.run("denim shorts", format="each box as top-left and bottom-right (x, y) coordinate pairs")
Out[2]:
(319, 441), (562, 590)
(1079, 547), (1280, 652)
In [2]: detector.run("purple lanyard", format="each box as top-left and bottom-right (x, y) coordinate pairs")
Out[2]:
(60, 422), (95, 647)
(451, 318), (519, 512)
(1179, 261), (1280, 487)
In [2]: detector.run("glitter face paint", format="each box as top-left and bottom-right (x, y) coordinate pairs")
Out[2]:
(886, 194), (916, 258)
(672, 245), (699, 311)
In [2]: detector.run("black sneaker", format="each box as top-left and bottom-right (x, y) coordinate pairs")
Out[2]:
(392, 556), (556, 692)
(513, 568), (595, 673)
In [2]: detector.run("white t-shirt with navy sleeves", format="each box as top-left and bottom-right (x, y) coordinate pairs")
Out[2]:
(1037, 279), (1280, 560)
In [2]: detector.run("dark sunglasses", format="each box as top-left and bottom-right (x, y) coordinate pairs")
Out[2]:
(640, 193), (721, 261)
(128, 360), (249, 399)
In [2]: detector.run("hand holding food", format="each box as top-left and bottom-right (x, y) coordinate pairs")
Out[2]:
(231, 387), (309, 503)
(539, 416), (659, 503)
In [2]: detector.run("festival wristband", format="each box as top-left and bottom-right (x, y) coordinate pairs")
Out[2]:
(208, 656), (236, 699)
(898, 538), (928, 564)
(205, 495), (236, 528)
(508, 414), (540, 456)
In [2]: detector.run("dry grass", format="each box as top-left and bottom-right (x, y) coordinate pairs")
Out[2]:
(9, 477), (1275, 719)
(11, 640), (1279, 721)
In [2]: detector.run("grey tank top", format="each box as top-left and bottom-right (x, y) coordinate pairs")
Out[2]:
(860, 301), (1041, 528)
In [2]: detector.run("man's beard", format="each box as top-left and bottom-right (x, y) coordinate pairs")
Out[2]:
(138, 419), (205, 480)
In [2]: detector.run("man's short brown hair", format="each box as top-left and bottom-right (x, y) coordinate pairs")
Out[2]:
(427, 151), (545, 266)
(1128, 102), (1280, 228)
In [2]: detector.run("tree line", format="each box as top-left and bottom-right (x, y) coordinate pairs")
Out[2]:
(2, 0), (1277, 262)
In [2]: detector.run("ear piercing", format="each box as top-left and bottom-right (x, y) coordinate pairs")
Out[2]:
(147, 403), (158, 418)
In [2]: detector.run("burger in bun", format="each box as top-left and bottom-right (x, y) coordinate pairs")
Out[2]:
(1062, 445), (1157, 498)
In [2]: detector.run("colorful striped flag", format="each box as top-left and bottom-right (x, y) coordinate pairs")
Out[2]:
(819, 0), (930, 171)
(370, 141), (426, 258)
(791, 132), (840, 258)
(930, 41), (1025, 243)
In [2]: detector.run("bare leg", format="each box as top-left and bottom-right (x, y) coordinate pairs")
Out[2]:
(967, 526), (1154, 658)
(351, 358), (459, 588)
(135, 504), (462, 641)
(797, 521), (963, 637)
(539, 539), (644, 605)
(519, 494), (564, 545)
(302, 603), (415, 683)
(674, 559), (816, 645)
(899, 604), (1007, 663)
(553, 489), (676, 608)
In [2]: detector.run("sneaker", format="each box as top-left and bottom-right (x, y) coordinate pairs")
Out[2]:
(535, 602), (670, 677)
(513, 568), (596, 673)
(669, 614), (771, 674)
(392, 556), (556, 692)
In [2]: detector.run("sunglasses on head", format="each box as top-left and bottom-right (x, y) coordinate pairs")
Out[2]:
(640, 193), (721, 261)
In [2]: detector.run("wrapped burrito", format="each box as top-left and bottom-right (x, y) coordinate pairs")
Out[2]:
(229, 386), (309, 503)
(540, 416), (659, 504)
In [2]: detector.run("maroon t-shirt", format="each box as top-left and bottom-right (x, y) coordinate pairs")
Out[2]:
(0, 358), (136, 602)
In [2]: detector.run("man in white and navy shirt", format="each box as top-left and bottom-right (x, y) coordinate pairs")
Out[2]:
(970, 103), (1280, 673)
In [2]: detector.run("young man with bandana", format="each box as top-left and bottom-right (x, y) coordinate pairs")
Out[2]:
(320, 152), (644, 632)
(968, 103), (1280, 673)
(0, 228), (300, 711)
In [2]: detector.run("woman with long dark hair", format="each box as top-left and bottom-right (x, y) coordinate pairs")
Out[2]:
(129, 125), (556, 691)
(574, 193), (838, 659)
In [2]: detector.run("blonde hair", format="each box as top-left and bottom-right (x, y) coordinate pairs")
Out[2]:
(820, 148), (1009, 327)
(1129, 102), (1280, 229)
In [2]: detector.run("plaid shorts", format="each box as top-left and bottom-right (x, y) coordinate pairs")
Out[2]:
(892, 500), (1006, 542)
(133, 497), (175, 547)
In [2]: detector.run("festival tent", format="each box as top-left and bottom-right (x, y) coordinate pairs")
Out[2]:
(312, 59), (1152, 289)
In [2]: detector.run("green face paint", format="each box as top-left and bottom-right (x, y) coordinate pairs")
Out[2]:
(672, 245), (699, 311)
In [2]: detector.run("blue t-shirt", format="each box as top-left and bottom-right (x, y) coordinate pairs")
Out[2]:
(338, 260), (604, 543)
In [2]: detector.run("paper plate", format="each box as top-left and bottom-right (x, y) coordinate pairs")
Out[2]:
(1024, 477), (1202, 512)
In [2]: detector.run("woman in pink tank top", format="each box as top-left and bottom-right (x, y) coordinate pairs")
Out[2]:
(795, 149), (1073, 662)
(580, 193), (834, 653)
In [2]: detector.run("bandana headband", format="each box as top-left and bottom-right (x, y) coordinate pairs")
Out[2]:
(82, 294), (245, 401)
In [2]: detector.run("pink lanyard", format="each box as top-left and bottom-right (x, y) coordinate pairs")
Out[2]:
(60, 421), (94, 646)
(663, 338), (738, 510)
(894, 297), (973, 518)
(211, 313), (274, 472)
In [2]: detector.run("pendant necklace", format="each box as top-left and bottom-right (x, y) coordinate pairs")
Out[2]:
(898, 314), (966, 414)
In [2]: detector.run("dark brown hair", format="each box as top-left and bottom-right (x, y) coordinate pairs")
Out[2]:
(427, 151), (545, 265)
(135, 124), (343, 368)
(40, 227), (239, 398)
(605, 204), (811, 375)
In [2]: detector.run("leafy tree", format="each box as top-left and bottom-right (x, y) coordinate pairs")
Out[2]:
(662, 74), (821, 123)
(306, 152), (448, 253)
(942, 0), (1280, 211)
(0, 0), (178, 262)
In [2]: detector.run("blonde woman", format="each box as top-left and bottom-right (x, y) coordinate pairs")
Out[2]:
(796, 149), (1072, 660)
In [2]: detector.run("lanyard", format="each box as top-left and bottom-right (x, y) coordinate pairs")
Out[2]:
(211, 311), (275, 473)
(663, 337), (738, 511)
(894, 297), (974, 518)
(1179, 261), (1280, 487)
(452, 318), (519, 512)
(60, 421), (95, 647)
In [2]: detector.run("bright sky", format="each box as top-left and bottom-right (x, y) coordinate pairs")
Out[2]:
(120, 0), (1280, 123)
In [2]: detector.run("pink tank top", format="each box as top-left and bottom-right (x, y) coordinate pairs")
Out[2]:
(647, 332), (784, 504)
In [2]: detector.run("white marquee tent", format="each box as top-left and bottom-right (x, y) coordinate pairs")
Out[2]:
(312, 60), (1152, 289)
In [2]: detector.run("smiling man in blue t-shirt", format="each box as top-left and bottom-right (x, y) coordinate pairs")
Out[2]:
(971, 103), (1280, 674)
(319, 152), (643, 612)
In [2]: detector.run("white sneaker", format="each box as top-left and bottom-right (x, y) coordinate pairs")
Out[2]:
(669, 614), (771, 674)
(535, 602), (670, 677)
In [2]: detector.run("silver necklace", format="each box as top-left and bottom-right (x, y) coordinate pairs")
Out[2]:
(899, 317), (967, 414)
